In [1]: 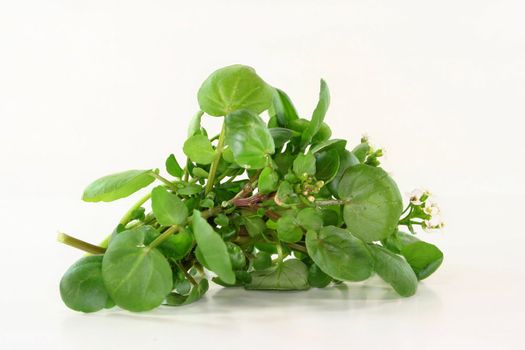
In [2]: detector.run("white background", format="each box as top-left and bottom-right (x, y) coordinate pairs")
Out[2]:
(1, 1), (524, 349)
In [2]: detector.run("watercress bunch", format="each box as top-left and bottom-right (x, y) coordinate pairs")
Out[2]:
(58, 64), (444, 313)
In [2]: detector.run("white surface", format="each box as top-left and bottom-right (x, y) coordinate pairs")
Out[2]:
(1, 0), (524, 349)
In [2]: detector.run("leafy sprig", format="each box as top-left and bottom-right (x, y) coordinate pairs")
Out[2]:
(58, 64), (445, 313)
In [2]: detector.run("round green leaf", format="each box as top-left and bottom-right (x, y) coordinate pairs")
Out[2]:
(192, 210), (236, 284)
(158, 228), (193, 260)
(197, 64), (273, 116)
(226, 242), (246, 270)
(102, 227), (173, 312)
(297, 208), (323, 231)
(258, 167), (279, 194)
(308, 263), (332, 288)
(82, 169), (155, 202)
(277, 215), (304, 243)
(246, 259), (310, 290)
(183, 135), (216, 165)
(151, 186), (188, 226)
(225, 109), (275, 169)
(338, 164), (402, 242)
(370, 245), (418, 297)
(293, 153), (316, 176)
(401, 241), (444, 280)
(165, 154), (184, 178)
(252, 251), (272, 270)
(60, 255), (112, 313)
(327, 150), (360, 196)
(306, 226), (374, 281)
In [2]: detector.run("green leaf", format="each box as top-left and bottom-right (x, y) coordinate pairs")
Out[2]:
(197, 64), (273, 116)
(60, 255), (112, 313)
(297, 208), (323, 231)
(165, 154), (184, 178)
(158, 229), (193, 260)
(246, 259), (310, 290)
(187, 110), (204, 137)
(382, 230), (420, 254)
(308, 263), (332, 288)
(338, 165), (402, 242)
(327, 150), (360, 196)
(275, 181), (300, 206)
(273, 88), (299, 127)
(252, 251), (272, 270)
(310, 139), (347, 154)
(352, 141), (371, 163)
(151, 186), (188, 226)
(293, 153), (316, 176)
(369, 245), (418, 297)
(306, 226), (374, 281)
(243, 216), (266, 238)
(192, 210), (235, 284)
(177, 183), (202, 196)
(277, 215), (304, 243)
(301, 79), (330, 146)
(102, 227), (173, 311)
(401, 241), (444, 280)
(258, 167), (279, 194)
(165, 279), (209, 306)
(315, 149), (340, 182)
(224, 109), (275, 169)
(270, 127), (297, 149)
(183, 135), (216, 165)
(226, 242), (246, 270)
(82, 169), (155, 202)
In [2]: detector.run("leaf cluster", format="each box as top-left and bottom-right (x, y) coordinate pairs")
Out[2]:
(59, 65), (444, 313)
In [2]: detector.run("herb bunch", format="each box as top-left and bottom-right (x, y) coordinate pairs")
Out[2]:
(58, 65), (444, 313)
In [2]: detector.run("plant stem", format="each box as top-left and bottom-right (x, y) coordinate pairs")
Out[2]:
(205, 122), (226, 194)
(284, 242), (308, 254)
(149, 225), (180, 250)
(276, 242), (285, 263)
(151, 172), (177, 190)
(314, 199), (349, 206)
(58, 232), (106, 254)
(174, 260), (198, 287)
(119, 192), (152, 225)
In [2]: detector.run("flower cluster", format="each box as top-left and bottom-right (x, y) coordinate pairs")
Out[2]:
(401, 189), (445, 232)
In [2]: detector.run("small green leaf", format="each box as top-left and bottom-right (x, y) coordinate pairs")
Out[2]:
(401, 241), (444, 280)
(352, 141), (371, 163)
(151, 186), (188, 226)
(226, 242), (246, 270)
(315, 149), (340, 182)
(308, 263), (332, 288)
(270, 128), (297, 148)
(243, 216), (266, 238)
(301, 79), (330, 146)
(297, 208), (323, 231)
(165, 279), (209, 307)
(277, 215), (303, 243)
(158, 229), (193, 260)
(246, 259), (310, 290)
(306, 226), (374, 281)
(192, 210), (235, 284)
(310, 139), (347, 154)
(338, 165), (403, 242)
(252, 251), (272, 270)
(370, 245), (418, 297)
(258, 167), (279, 194)
(183, 135), (216, 165)
(275, 181), (300, 206)
(224, 109), (275, 169)
(197, 64), (273, 116)
(165, 154), (184, 178)
(60, 255), (112, 313)
(327, 150), (360, 196)
(293, 153), (316, 176)
(82, 169), (155, 202)
(177, 183), (202, 196)
(102, 227), (173, 312)
(273, 88), (299, 127)
(187, 110), (204, 137)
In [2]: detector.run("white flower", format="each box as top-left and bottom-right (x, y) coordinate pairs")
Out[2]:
(423, 216), (445, 231)
(408, 189), (429, 205)
(424, 200), (440, 216)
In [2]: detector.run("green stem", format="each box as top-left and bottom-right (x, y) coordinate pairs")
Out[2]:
(276, 242), (285, 263)
(149, 225), (180, 249)
(284, 242), (308, 254)
(151, 172), (177, 190)
(58, 232), (106, 254)
(119, 192), (152, 225)
(174, 260), (198, 287)
(314, 199), (349, 207)
(205, 123), (226, 194)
